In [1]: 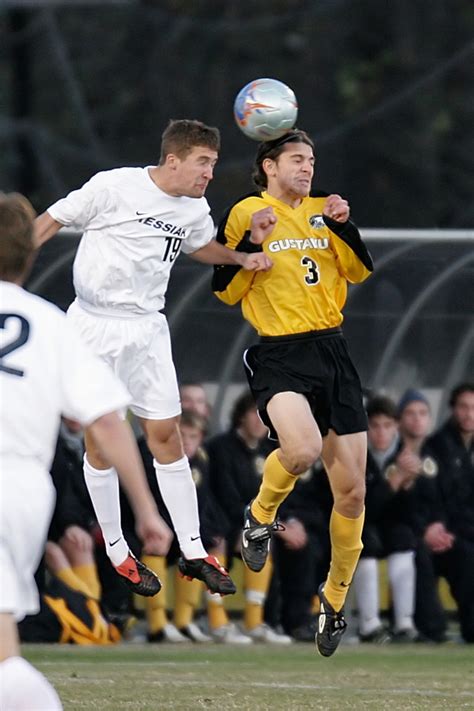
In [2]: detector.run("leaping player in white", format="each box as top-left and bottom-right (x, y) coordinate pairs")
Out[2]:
(0, 193), (172, 710)
(34, 119), (273, 596)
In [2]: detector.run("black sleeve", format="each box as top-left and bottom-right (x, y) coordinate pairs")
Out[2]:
(323, 216), (374, 272)
(212, 230), (262, 292)
(212, 192), (263, 292)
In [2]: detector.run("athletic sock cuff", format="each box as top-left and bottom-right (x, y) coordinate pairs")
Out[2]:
(83, 454), (114, 477)
(153, 456), (189, 472)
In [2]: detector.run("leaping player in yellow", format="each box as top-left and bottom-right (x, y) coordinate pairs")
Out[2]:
(213, 129), (374, 657)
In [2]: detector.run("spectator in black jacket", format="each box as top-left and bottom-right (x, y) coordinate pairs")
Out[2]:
(353, 394), (423, 643)
(414, 383), (474, 643)
(273, 459), (333, 640)
(207, 391), (291, 644)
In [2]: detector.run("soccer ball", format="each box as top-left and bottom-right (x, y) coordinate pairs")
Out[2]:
(233, 78), (298, 142)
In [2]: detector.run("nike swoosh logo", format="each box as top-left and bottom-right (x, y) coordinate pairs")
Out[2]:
(318, 611), (326, 634)
(109, 538), (121, 547)
(136, 211), (147, 216)
(190, 535), (201, 541)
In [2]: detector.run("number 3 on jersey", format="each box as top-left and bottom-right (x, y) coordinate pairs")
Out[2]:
(0, 313), (30, 377)
(301, 255), (320, 285)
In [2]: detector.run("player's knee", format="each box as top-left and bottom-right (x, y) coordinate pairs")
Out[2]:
(44, 541), (68, 573)
(284, 440), (321, 474)
(335, 478), (365, 513)
(145, 419), (179, 447)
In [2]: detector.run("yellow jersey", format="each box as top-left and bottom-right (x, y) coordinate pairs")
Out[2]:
(213, 191), (373, 337)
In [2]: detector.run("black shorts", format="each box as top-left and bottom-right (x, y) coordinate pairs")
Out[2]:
(243, 327), (367, 440)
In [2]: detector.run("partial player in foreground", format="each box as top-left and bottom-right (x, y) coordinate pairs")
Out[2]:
(0, 194), (171, 710)
(213, 129), (374, 657)
(34, 120), (272, 597)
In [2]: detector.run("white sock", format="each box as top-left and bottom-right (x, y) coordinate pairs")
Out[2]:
(0, 656), (62, 710)
(83, 455), (129, 566)
(353, 557), (382, 635)
(153, 456), (207, 559)
(388, 551), (416, 632)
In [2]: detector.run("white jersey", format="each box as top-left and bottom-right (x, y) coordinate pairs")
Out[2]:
(47, 167), (215, 315)
(0, 281), (130, 471)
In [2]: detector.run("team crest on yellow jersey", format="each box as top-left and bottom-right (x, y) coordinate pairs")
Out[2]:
(309, 214), (325, 229)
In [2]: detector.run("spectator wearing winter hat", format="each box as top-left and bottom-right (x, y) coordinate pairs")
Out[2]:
(392, 390), (436, 491)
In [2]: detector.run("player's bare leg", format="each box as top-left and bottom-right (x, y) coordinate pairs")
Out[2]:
(316, 430), (366, 657)
(140, 416), (235, 595)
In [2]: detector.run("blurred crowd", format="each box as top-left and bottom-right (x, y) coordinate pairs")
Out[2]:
(21, 381), (474, 646)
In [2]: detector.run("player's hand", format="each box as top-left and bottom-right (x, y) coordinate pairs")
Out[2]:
(249, 207), (277, 244)
(136, 511), (173, 556)
(323, 194), (350, 222)
(239, 251), (273, 272)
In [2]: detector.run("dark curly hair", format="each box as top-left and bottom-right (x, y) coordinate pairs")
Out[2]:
(252, 128), (314, 189)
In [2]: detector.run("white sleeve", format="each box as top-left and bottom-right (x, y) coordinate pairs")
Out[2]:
(47, 172), (111, 231)
(181, 212), (215, 254)
(58, 321), (130, 426)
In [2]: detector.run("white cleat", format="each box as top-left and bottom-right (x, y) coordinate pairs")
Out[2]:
(179, 622), (213, 643)
(246, 623), (292, 645)
(210, 622), (253, 645)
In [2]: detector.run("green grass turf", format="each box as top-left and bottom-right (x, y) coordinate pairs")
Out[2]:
(24, 642), (474, 710)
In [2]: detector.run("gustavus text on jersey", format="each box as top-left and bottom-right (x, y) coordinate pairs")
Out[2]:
(268, 237), (329, 253)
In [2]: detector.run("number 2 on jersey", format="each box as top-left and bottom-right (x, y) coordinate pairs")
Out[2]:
(0, 313), (30, 377)
(301, 256), (320, 285)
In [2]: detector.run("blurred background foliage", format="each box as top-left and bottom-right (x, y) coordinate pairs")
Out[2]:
(1, 0), (473, 226)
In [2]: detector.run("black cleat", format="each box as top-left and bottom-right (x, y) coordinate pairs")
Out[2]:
(178, 555), (236, 595)
(114, 552), (162, 597)
(316, 583), (347, 657)
(241, 502), (283, 572)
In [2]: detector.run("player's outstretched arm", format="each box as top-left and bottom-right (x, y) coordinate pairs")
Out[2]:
(88, 412), (173, 555)
(189, 239), (272, 271)
(34, 211), (64, 248)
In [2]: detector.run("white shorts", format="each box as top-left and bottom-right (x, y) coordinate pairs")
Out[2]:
(0, 457), (55, 621)
(67, 300), (181, 420)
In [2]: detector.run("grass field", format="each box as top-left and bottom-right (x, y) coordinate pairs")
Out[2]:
(24, 642), (474, 710)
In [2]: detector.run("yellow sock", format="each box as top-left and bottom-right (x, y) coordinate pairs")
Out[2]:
(72, 564), (101, 600)
(243, 557), (273, 630)
(324, 508), (365, 612)
(251, 450), (298, 524)
(174, 570), (203, 629)
(206, 592), (229, 629)
(311, 594), (320, 615)
(56, 567), (94, 598)
(142, 555), (168, 633)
